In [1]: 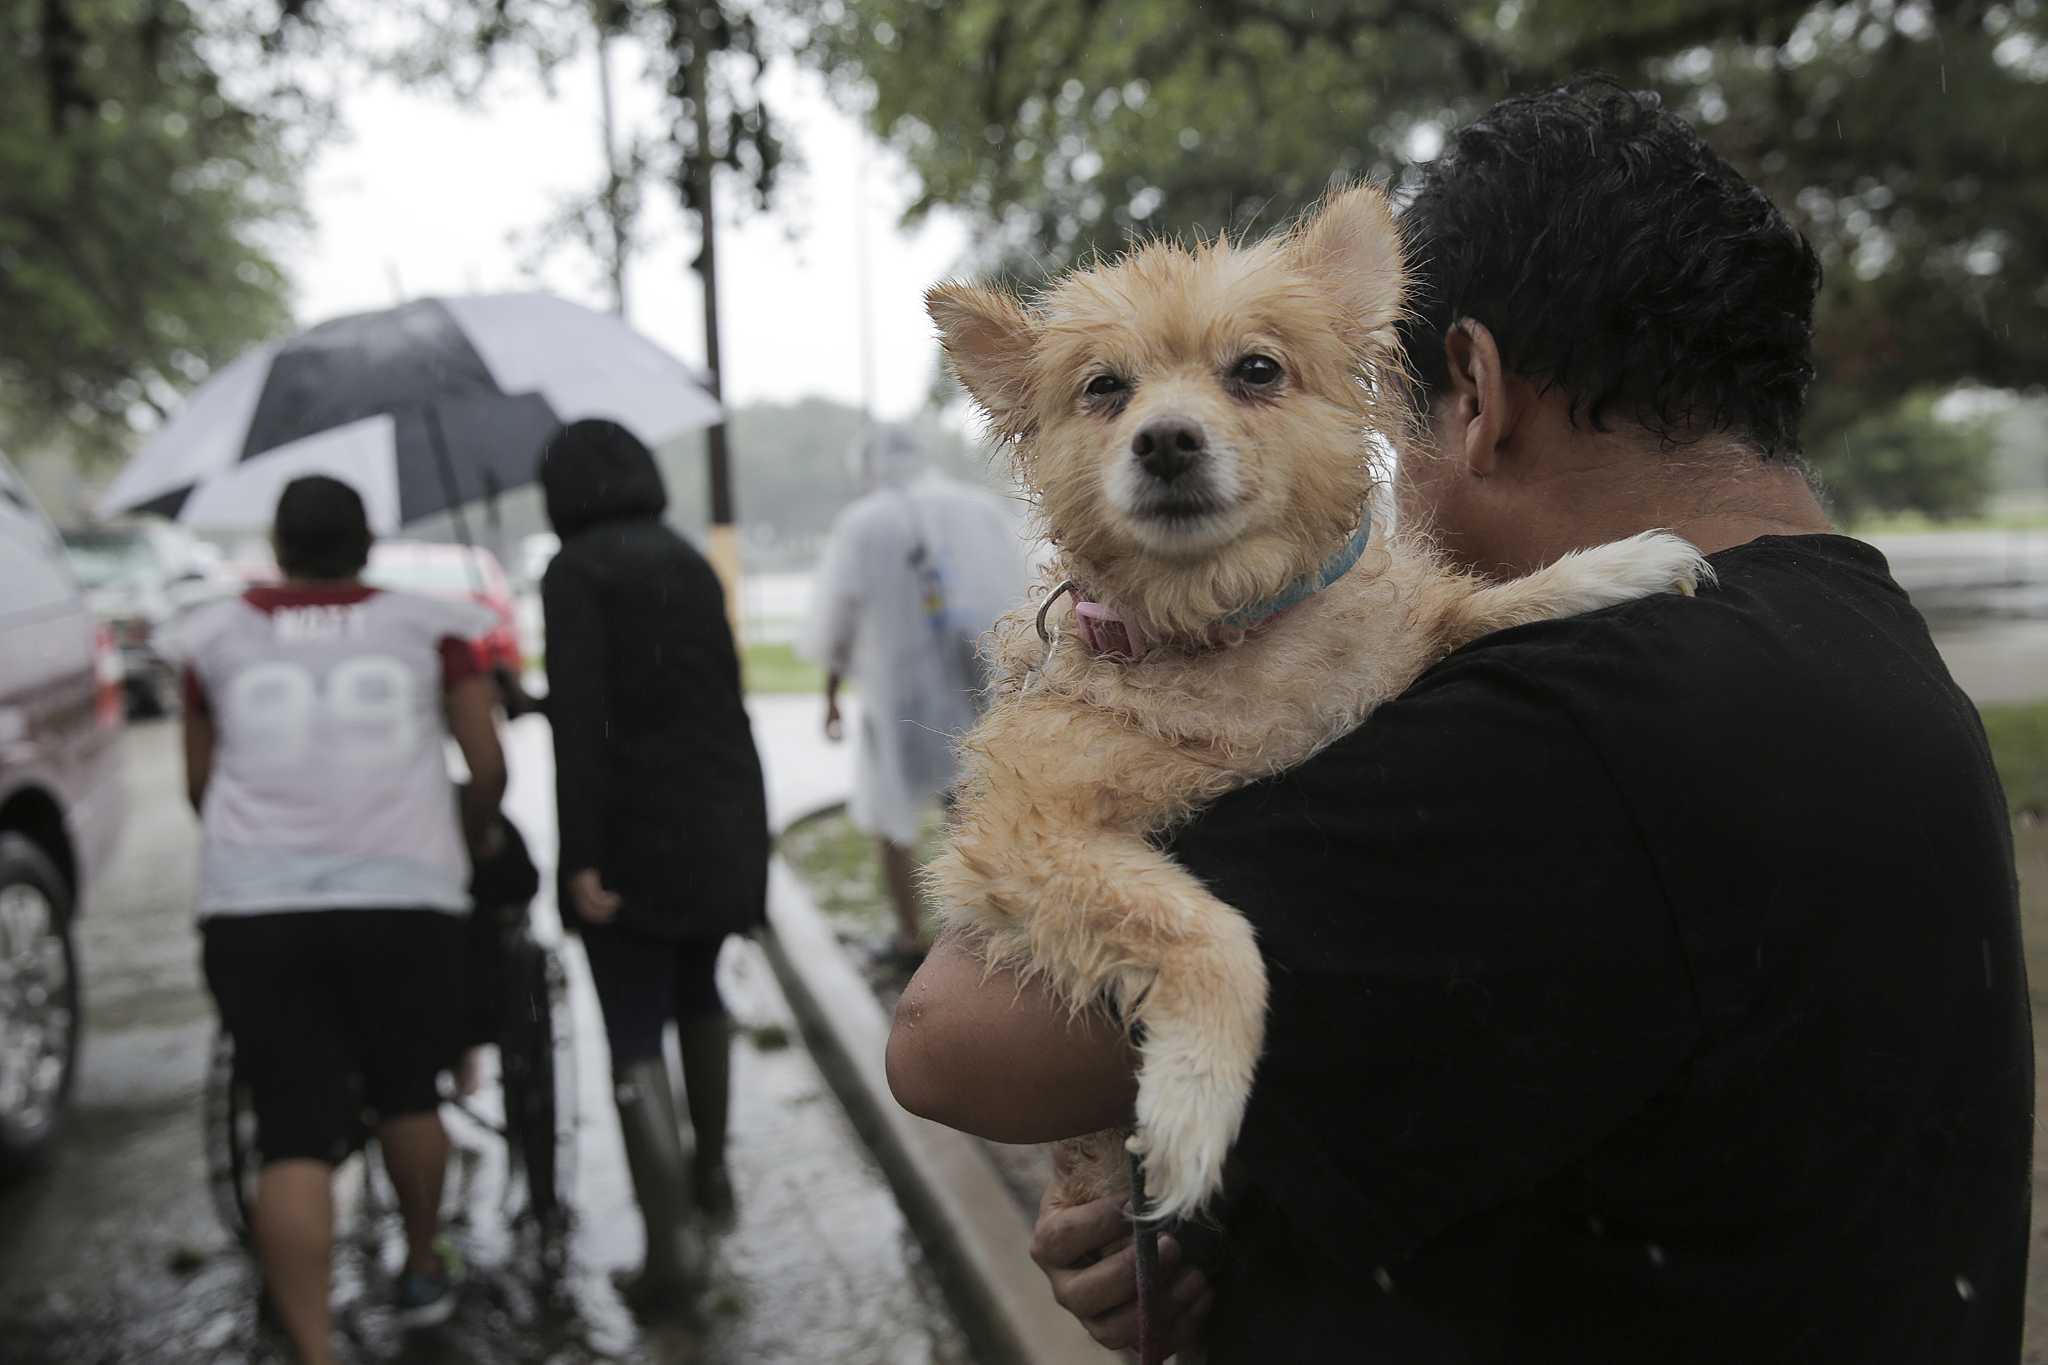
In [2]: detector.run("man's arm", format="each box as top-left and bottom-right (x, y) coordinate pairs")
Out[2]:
(446, 673), (506, 852)
(887, 928), (1139, 1143)
(180, 671), (215, 814)
(890, 931), (1215, 1353)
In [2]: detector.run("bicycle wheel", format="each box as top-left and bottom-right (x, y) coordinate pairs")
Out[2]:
(203, 1029), (260, 1246)
(499, 933), (576, 1236)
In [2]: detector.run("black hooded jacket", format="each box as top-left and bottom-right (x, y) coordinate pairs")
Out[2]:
(538, 418), (767, 939)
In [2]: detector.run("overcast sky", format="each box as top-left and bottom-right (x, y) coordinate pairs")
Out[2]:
(286, 43), (971, 420)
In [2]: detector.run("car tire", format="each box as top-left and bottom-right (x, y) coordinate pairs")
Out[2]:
(0, 833), (82, 1173)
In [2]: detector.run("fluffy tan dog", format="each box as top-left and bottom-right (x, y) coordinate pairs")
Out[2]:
(926, 185), (1706, 1220)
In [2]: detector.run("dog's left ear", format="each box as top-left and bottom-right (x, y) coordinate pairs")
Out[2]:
(1289, 184), (1406, 344)
(927, 283), (1038, 434)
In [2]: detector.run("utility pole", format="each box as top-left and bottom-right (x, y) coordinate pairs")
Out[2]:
(683, 14), (743, 642)
(593, 3), (628, 318)
(854, 121), (876, 426)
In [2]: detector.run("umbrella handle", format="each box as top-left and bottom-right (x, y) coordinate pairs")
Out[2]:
(421, 403), (484, 594)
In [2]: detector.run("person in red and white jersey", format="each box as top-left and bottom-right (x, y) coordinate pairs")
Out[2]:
(162, 475), (506, 1362)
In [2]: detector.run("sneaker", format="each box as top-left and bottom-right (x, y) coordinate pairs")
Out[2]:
(393, 1241), (463, 1328)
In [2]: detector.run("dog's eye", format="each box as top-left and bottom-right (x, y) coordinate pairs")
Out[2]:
(1083, 374), (1128, 400)
(1233, 354), (1283, 386)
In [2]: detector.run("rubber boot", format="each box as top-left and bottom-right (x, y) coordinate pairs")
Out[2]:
(611, 1058), (705, 1310)
(678, 1016), (735, 1226)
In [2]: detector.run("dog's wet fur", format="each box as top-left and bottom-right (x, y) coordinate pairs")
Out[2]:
(927, 185), (1708, 1220)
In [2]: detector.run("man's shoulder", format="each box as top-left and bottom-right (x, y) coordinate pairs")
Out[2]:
(1295, 618), (1615, 796)
(1383, 532), (1925, 745)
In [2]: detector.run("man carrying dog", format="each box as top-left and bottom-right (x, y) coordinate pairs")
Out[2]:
(886, 81), (2029, 1362)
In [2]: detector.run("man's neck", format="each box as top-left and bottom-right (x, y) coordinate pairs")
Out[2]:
(1537, 445), (1833, 564)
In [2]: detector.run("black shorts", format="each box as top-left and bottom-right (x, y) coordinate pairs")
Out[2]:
(202, 908), (466, 1165)
(579, 926), (725, 1071)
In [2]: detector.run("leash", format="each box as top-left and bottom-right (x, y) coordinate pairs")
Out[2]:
(1130, 1145), (1165, 1365)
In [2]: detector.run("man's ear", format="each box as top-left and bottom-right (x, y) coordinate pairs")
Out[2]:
(1441, 319), (1513, 478)
(1288, 183), (1406, 346)
(926, 283), (1037, 432)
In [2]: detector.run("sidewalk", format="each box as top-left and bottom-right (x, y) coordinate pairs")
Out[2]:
(734, 700), (1116, 1365)
(497, 713), (974, 1364)
(748, 693), (857, 828)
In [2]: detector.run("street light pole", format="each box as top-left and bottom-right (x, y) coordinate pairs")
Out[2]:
(683, 18), (743, 643)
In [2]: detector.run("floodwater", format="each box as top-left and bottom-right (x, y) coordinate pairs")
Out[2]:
(0, 722), (971, 1364)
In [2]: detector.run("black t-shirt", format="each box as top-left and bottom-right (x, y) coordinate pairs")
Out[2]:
(1169, 535), (2030, 1364)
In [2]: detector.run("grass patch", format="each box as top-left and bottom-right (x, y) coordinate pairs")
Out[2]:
(745, 1021), (791, 1052)
(779, 811), (893, 934)
(1984, 700), (2048, 818)
(778, 808), (946, 940)
(742, 639), (824, 695)
(1848, 505), (2048, 536)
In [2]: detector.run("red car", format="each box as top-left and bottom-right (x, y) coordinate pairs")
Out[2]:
(366, 541), (523, 675)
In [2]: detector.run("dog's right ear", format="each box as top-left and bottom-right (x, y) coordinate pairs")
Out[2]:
(926, 283), (1037, 431)
(1288, 183), (1406, 348)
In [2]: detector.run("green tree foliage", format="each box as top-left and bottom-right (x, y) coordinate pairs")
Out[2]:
(801, 0), (2046, 470)
(1, 0), (304, 467)
(1818, 390), (1998, 521)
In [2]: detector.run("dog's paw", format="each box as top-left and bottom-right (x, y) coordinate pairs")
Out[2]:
(1130, 1059), (1248, 1222)
(1557, 530), (1713, 609)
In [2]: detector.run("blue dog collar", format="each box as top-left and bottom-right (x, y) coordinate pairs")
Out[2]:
(1220, 509), (1374, 631)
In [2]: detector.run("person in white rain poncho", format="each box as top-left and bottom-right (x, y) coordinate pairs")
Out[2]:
(802, 424), (1030, 961)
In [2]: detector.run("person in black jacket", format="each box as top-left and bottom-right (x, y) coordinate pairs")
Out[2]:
(536, 418), (768, 1303)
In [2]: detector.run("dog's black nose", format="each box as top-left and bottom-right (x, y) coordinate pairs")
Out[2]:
(1131, 419), (1205, 483)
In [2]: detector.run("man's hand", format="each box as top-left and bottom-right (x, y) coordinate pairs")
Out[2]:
(469, 819), (507, 862)
(1030, 1190), (1214, 1356)
(569, 868), (623, 924)
(823, 670), (846, 742)
(493, 665), (542, 719)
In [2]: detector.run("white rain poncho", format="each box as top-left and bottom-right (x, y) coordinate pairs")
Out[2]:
(801, 425), (1031, 845)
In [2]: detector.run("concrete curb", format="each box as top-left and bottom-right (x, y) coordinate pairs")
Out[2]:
(761, 850), (1118, 1365)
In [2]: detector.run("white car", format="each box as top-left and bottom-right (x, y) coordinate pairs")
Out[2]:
(0, 454), (128, 1170)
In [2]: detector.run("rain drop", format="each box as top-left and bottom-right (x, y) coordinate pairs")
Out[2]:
(1373, 1267), (1395, 1293)
(1956, 1274), (1975, 1301)
(1646, 1243), (1667, 1268)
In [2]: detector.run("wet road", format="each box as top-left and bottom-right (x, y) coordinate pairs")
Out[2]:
(0, 719), (971, 1364)
(1873, 528), (2048, 705)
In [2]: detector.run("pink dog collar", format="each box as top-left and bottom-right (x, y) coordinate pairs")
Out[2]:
(1073, 598), (1149, 661)
(1033, 579), (1282, 663)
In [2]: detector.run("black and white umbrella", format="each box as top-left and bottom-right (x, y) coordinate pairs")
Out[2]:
(99, 292), (721, 533)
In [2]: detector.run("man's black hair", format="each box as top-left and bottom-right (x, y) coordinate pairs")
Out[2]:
(273, 474), (372, 580)
(1397, 78), (1822, 457)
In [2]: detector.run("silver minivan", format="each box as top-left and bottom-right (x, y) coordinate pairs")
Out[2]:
(0, 453), (127, 1169)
